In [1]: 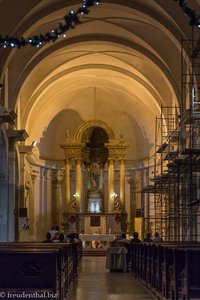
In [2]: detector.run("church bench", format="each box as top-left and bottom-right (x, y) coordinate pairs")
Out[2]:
(159, 243), (200, 300)
(140, 243), (149, 283)
(169, 248), (187, 300)
(129, 242), (200, 300)
(153, 245), (164, 295)
(131, 243), (141, 277)
(159, 244), (200, 300)
(0, 242), (74, 296)
(180, 249), (200, 300)
(0, 247), (61, 299)
(0, 242), (81, 299)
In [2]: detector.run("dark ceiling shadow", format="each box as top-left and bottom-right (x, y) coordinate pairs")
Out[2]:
(38, 109), (85, 160)
(124, 112), (154, 159)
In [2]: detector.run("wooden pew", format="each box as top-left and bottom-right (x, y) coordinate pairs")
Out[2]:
(129, 242), (200, 300)
(0, 248), (60, 297)
(169, 248), (186, 300)
(180, 249), (200, 300)
(154, 245), (164, 295)
(165, 243), (200, 300)
(159, 242), (200, 300)
(0, 242), (82, 299)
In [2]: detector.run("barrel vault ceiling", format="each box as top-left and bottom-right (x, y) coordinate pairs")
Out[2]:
(0, 0), (199, 163)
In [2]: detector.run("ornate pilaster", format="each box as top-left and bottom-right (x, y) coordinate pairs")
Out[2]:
(61, 131), (82, 212)
(7, 129), (28, 241)
(52, 169), (64, 228)
(19, 145), (35, 208)
(30, 169), (39, 240)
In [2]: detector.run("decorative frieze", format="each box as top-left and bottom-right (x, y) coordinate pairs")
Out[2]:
(106, 135), (129, 161)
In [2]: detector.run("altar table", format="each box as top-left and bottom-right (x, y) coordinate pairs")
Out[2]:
(79, 234), (115, 249)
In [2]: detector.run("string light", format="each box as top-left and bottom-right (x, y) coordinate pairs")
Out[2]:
(174, 0), (200, 28)
(0, 0), (100, 49)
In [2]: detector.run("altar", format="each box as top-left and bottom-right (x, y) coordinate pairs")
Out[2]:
(63, 212), (127, 236)
(79, 234), (115, 250)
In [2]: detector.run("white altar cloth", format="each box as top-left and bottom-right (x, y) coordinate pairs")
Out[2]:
(79, 234), (115, 242)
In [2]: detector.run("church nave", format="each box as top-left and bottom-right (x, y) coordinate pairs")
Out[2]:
(69, 256), (155, 300)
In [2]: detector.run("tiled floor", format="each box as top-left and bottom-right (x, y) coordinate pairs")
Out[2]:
(70, 257), (156, 300)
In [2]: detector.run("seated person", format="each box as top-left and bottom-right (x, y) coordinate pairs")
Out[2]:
(117, 233), (130, 244)
(49, 225), (59, 240)
(143, 232), (153, 242)
(130, 232), (141, 243)
(59, 233), (65, 242)
(42, 232), (54, 243)
(52, 232), (59, 242)
(152, 232), (163, 242)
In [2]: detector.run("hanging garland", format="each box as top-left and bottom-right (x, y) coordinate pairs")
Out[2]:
(174, 0), (200, 28)
(0, 0), (100, 49)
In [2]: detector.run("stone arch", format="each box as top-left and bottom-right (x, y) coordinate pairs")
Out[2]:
(74, 120), (115, 143)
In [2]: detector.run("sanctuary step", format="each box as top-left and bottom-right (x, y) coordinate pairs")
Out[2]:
(82, 249), (106, 256)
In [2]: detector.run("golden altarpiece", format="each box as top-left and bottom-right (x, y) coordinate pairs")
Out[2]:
(61, 120), (129, 235)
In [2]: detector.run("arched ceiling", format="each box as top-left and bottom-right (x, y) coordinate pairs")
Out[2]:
(0, 0), (199, 164)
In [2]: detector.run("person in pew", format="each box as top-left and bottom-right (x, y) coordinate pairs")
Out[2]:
(117, 233), (130, 244)
(52, 232), (59, 242)
(42, 232), (54, 243)
(152, 232), (163, 242)
(58, 233), (65, 242)
(49, 225), (59, 240)
(143, 232), (153, 242)
(67, 232), (81, 243)
(73, 233), (81, 243)
(130, 232), (141, 243)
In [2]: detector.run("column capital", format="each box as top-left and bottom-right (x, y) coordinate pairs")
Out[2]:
(105, 137), (129, 161)
(65, 158), (71, 163)
(52, 169), (64, 183)
(60, 135), (82, 160)
(75, 158), (82, 164)
(108, 158), (114, 164)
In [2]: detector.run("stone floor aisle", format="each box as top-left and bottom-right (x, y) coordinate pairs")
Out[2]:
(69, 256), (156, 300)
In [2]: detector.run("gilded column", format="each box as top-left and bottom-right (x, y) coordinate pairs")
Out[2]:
(108, 159), (114, 212)
(75, 158), (82, 212)
(65, 159), (71, 207)
(120, 159), (125, 205)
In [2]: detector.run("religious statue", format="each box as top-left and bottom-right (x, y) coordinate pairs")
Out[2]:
(113, 199), (125, 213)
(90, 162), (100, 191)
(68, 200), (79, 213)
(88, 161), (102, 213)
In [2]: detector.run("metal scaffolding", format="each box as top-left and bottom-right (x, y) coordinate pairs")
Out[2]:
(143, 33), (200, 241)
